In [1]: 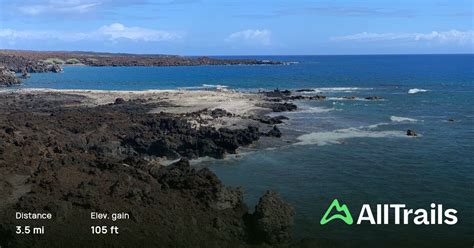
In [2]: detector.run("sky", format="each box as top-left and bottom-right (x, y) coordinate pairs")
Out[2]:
(0, 0), (473, 55)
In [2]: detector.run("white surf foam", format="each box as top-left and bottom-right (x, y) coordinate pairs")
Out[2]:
(202, 84), (228, 88)
(179, 84), (229, 90)
(295, 127), (408, 146)
(366, 122), (390, 129)
(390, 116), (418, 123)
(313, 87), (372, 93)
(408, 88), (428, 94)
(298, 107), (335, 113)
(327, 97), (368, 101)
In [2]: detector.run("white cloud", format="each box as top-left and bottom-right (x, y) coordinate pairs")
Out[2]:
(0, 23), (182, 43)
(331, 30), (474, 44)
(19, 0), (101, 15)
(0, 29), (87, 42)
(98, 23), (180, 42)
(226, 29), (271, 46)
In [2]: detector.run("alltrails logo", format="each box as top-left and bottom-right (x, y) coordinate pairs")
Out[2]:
(320, 199), (353, 225)
(320, 199), (458, 225)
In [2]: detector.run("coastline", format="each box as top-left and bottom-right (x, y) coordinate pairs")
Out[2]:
(0, 88), (301, 247)
(0, 54), (471, 247)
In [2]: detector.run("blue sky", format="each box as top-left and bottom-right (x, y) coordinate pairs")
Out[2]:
(0, 0), (472, 55)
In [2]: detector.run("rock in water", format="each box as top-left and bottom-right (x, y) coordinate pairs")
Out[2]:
(250, 190), (294, 244)
(259, 102), (297, 112)
(343, 96), (357, 100)
(263, 89), (292, 98)
(254, 115), (288, 124)
(51, 64), (63, 73)
(21, 68), (30, 78)
(264, 126), (282, 138)
(406, 129), (417, 136)
(295, 88), (315, 92)
(0, 67), (21, 86)
(365, 96), (383, 100)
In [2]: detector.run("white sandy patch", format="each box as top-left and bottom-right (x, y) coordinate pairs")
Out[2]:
(9, 88), (267, 116)
(148, 90), (265, 116)
(7, 88), (272, 129)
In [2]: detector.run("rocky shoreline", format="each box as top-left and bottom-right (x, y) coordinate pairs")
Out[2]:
(0, 50), (283, 87)
(0, 89), (302, 247)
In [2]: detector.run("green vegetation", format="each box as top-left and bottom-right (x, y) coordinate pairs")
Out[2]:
(65, 58), (81, 64)
(43, 58), (65, 65)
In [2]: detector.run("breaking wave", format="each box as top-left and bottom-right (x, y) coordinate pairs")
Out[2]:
(408, 88), (428, 94)
(298, 107), (335, 113)
(313, 87), (373, 93)
(327, 97), (369, 101)
(390, 116), (418, 122)
(179, 84), (229, 90)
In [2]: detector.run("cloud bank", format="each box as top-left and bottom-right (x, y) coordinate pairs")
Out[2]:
(0, 23), (182, 43)
(331, 30), (474, 44)
(17, 0), (102, 15)
(226, 29), (271, 46)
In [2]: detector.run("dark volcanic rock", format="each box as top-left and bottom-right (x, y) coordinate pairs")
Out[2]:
(210, 108), (232, 118)
(365, 96), (383, 100)
(249, 190), (294, 244)
(122, 116), (261, 160)
(259, 102), (297, 112)
(262, 89), (292, 98)
(0, 67), (21, 86)
(0, 50), (282, 72)
(286, 95), (326, 101)
(263, 126), (282, 138)
(20, 68), (30, 78)
(342, 96), (357, 100)
(295, 89), (315, 92)
(0, 93), (294, 247)
(406, 129), (417, 136)
(253, 115), (288, 124)
(114, 97), (126, 104)
(50, 64), (63, 73)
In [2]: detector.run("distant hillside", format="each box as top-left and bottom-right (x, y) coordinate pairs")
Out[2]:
(0, 50), (281, 72)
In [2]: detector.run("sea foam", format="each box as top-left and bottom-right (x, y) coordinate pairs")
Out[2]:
(390, 116), (418, 122)
(202, 84), (228, 88)
(295, 127), (408, 146)
(313, 87), (372, 93)
(299, 107), (335, 113)
(327, 97), (368, 101)
(408, 88), (428, 94)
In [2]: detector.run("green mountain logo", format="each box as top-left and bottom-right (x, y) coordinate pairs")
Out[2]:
(320, 199), (353, 225)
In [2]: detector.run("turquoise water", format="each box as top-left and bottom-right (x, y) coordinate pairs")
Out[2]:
(17, 55), (474, 246)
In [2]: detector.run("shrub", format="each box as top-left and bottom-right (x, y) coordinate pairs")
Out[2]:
(66, 58), (81, 64)
(43, 58), (65, 65)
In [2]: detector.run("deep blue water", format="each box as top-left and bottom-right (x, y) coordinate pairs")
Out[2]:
(15, 55), (474, 246)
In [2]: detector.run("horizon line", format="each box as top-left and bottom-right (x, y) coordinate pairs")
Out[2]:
(1, 49), (473, 57)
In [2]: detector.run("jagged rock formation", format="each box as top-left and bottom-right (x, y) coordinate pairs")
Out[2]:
(0, 92), (294, 247)
(247, 190), (294, 244)
(0, 66), (21, 86)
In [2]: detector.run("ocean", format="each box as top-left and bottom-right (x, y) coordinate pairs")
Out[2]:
(16, 55), (474, 245)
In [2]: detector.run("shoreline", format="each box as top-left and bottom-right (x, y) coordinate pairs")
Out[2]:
(0, 49), (284, 87)
(0, 88), (301, 246)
